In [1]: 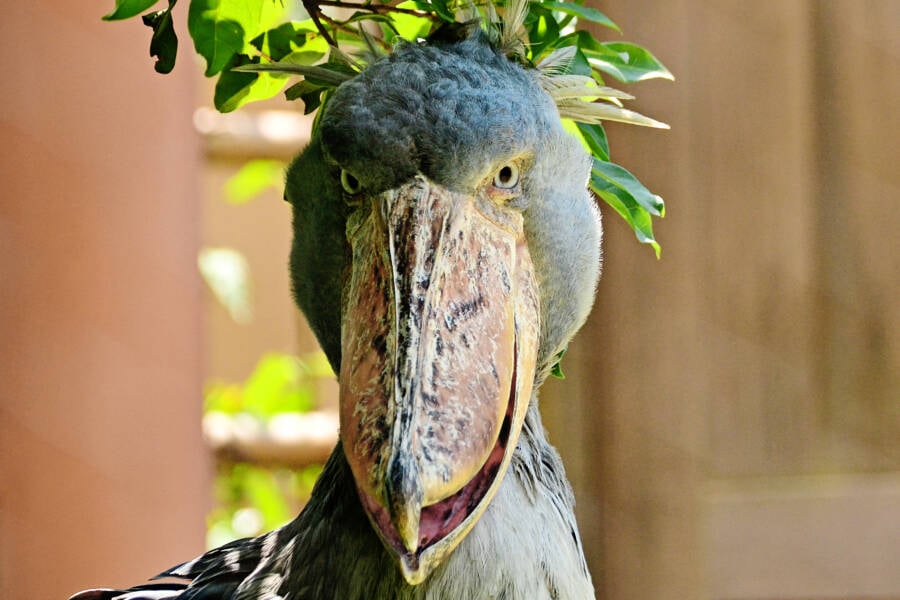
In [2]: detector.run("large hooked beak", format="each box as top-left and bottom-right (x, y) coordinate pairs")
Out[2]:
(339, 176), (540, 584)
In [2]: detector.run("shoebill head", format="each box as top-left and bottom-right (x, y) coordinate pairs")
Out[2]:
(284, 30), (601, 584)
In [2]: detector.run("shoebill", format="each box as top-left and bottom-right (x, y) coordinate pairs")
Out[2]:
(73, 26), (603, 600)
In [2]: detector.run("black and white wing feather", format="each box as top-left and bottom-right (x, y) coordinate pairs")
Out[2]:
(69, 530), (292, 600)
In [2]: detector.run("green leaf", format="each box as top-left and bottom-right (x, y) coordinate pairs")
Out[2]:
(599, 42), (673, 82)
(214, 55), (291, 113)
(214, 59), (255, 111)
(524, 4), (560, 59)
(284, 81), (319, 101)
(344, 11), (395, 27)
(248, 22), (328, 89)
(285, 80), (326, 114)
(591, 158), (664, 216)
(384, 2), (433, 42)
(556, 31), (672, 83)
(225, 159), (285, 204)
(189, 10), (244, 76)
(595, 188), (660, 258)
(576, 122), (609, 161)
(569, 47), (593, 77)
(269, 20), (329, 58)
(235, 62), (352, 86)
(324, 50), (361, 75)
(280, 50), (330, 68)
(103, 0), (159, 21)
(587, 42), (672, 83)
(188, 0), (286, 76)
(540, 2), (619, 32)
(594, 186), (659, 254)
(550, 348), (567, 379)
(408, 0), (453, 23)
(141, 1), (178, 74)
(590, 162), (661, 257)
(258, 21), (311, 61)
(427, 0), (455, 23)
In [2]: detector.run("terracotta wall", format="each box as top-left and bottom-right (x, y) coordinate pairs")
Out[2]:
(0, 4), (208, 598)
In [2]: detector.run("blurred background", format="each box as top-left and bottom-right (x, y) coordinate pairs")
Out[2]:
(1, 1), (897, 599)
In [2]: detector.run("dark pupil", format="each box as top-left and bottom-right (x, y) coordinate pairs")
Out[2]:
(345, 173), (359, 191)
(498, 166), (513, 185)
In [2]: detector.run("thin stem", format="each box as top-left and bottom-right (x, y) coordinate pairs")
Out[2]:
(317, 12), (392, 51)
(302, 0), (338, 46)
(316, 0), (438, 18)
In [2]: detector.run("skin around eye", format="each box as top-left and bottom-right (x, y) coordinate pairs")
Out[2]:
(341, 170), (362, 194)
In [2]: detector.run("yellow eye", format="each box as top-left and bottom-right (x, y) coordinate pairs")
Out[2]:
(493, 164), (519, 189)
(341, 170), (362, 195)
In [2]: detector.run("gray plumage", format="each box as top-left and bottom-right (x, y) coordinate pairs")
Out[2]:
(295, 32), (601, 382)
(72, 27), (601, 600)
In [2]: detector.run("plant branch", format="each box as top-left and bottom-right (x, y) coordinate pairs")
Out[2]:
(316, 0), (438, 18)
(317, 12), (393, 51)
(301, 0), (439, 44)
(302, 0), (338, 46)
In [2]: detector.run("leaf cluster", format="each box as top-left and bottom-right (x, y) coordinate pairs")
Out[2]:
(104, 0), (672, 253)
(204, 352), (333, 418)
(208, 462), (322, 547)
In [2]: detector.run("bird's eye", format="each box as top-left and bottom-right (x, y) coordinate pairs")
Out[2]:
(493, 164), (519, 189)
(340, 170), (363, 195)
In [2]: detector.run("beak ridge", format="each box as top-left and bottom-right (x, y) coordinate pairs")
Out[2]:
(339, 176), (540, 583)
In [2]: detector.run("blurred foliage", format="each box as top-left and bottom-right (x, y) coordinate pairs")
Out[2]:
(198, 247), (254, 323)
(225, 159), (288, 205)
(197, 160), (289, 319)
(206, 463), (322, 548)
(196, 105), (329, 548)
(206, 155), (331, 545)
(208, 462), (323, 548)
(104, 0), (673, 254)
(204, 352), (332, 417)
(204, 352), (333, 548)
